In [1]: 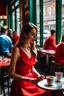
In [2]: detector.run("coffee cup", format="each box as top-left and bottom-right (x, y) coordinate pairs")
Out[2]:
(46, 76), (55, 86)
(55, 72), (63, 82)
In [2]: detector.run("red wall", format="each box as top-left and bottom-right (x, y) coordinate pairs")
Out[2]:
(0, 1), (6, 16)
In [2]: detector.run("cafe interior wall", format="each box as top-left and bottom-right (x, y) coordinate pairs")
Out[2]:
(0, 0), (7, 27)
(0, 0), (30, 29)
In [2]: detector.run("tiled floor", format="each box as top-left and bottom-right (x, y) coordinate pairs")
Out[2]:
(0, 86), (11, 96)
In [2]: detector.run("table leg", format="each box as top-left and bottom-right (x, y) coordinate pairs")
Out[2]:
(46, 55), (49, 65)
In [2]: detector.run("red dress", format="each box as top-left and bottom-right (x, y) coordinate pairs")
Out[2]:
(55, 42), (64, 64)
(10, 48), (47, 96)
(44, 36), (57, 50)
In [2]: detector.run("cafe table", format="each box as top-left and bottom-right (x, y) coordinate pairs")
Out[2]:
(0, 58), (11, 67)
(0, 57), (11, 81)
(37, 47), (55, 55)
(37, 48), (55, 65)
(37, 77), (64, 96)
(0, 57), (11, 77)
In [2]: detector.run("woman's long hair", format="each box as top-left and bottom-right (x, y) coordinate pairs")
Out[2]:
(17, 22), (37, 57)
(18, 22), (37, 46)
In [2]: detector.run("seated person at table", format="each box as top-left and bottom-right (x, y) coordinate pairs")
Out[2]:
(9, 22), (49, 96)
(7, 29), (13, 39)
(0, 26), (13, 57)
(12, 31), (20, 46)
(44, 29), (57, 51)
(54, 33), (64, 64)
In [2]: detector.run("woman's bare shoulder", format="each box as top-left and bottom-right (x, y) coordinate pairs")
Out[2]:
(12, 47), (20, 55)
(13, 47), (19, 51)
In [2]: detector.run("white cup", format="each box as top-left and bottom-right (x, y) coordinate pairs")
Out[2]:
(55, 72), (63, 82)
(46, 76), (55, 86)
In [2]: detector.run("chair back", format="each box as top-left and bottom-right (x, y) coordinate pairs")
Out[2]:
(1, 65), (10, 96)
(1, 65), (10, 82)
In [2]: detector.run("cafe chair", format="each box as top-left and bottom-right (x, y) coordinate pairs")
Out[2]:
(50, 60), (64, 75)
(1, 65), (12, 96)
(36, 51), (47, 71)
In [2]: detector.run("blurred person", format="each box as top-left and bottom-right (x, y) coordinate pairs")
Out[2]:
(44, 29), (57, 51)
(9, 22), (48, 96)
(12, 31), (20, 46)
(53, 32), (64, 96)
(7, 29), (13, 39)
(54, 32), (64, 64)
(0, 26), (13, 57)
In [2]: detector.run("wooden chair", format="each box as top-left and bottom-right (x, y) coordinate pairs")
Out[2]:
(1, 65), (12, 96)
(50, 60), (64, 75)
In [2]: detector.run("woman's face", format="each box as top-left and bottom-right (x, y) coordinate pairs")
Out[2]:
(25, 28), (37, 43)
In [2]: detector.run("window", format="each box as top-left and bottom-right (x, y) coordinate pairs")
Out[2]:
(47, 7), (51, 16)
(44, 7), (46, 16)
(16, 8), (20, 35)
(36, 0), (40, 45)
(43, 0), (56, 44)
(62, 0), (64, 35)
(9, 0), (20, 34)
(52, 6), (55, 15)
(12, 12), (15, 31)
(15, 0), (19, 7)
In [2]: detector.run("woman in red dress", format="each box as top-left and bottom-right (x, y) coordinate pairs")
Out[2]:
(55, 34), (64, 64)
(9, 22), (48, 96)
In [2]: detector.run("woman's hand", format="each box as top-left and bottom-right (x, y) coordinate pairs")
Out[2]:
(29, 75), (45, 84)
(38, 75), (45, 79)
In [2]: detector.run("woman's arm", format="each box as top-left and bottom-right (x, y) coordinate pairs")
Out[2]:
(32, 67), (40, 77)
(31, 67), (45, 84)
(9, 47), (21, 80)
(32, 67), (45, 78)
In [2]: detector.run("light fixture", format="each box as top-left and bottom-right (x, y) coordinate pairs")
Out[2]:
(12, 5), (14, 10)
(0, 15), (7, 19)
(0, 16), (2, 19)
(18, 22), (20, 24)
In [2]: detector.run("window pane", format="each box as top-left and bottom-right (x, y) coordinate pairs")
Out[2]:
(62, 0), (64, 36)
(15, 0), (19, 7)
(12, 12), (15, 31)
(16, 8), (20, 35)
(43, 0), (56, 44)
(37, 0), (40, 45)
